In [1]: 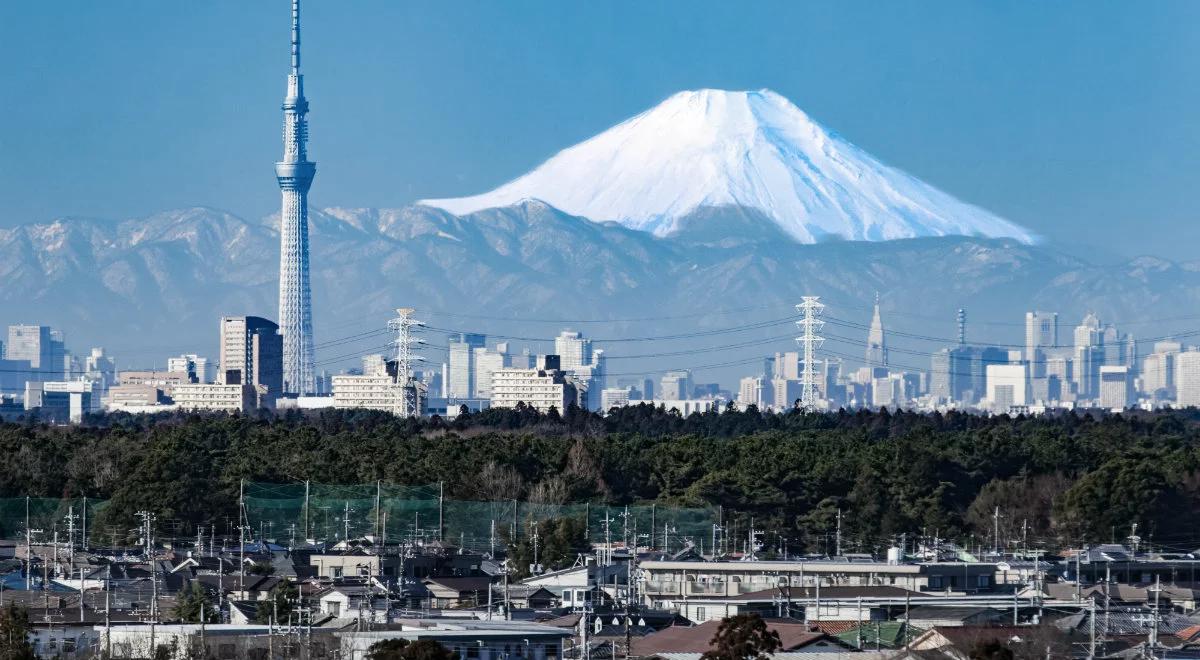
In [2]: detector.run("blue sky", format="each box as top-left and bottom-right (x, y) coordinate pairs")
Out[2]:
(1, 2), (1198, 259)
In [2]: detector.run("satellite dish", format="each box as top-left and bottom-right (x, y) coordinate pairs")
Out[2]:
(997, 562), (1012, 571)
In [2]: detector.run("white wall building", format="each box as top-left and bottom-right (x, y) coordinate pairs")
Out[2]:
(1176, 351), (1200, 408)
(986, 364), (1028, 412)
(172, 383), (257, 414)
(738, 376), (766, 408)
(1099, 365), (1131, 409)
(627, 399), (721, 416)
(491, 368), (579, 414)
(600, 386), (631, 412)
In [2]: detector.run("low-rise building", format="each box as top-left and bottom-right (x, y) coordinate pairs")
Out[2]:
(491, 368), (579, 414)
(172, 383), (257, 414)
(639, 559), (998, 609)
(336, 620), (571, 660)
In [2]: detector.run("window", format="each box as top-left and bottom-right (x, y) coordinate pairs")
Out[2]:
(332, 566), (343, 578)
(976, 575), (990, 587)
(695, 606), (706, 621)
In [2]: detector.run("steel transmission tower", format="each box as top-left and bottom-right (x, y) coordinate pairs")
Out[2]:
(795, 297), (825, 410)
(276, 0), (317, 395)
(388, 308), (425, 417)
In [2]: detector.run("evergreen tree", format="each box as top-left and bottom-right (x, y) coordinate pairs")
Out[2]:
(700, 614), (781, 660)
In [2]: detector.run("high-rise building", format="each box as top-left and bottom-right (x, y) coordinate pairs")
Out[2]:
(660, 370), (693, 401)
(84, 348), (116, 391)
(6, 325), (54, 371)
(737, 376), (766, 408)
(167, 354), (212, 384)
(555, 331), (606, 409)
(1024, 311), (1058, 378)
(1176, 351), (1200, 408)
(865, 296), (888, 370)
(217, 316), (283, 408)
(600, 387), (632, 412)
(986, 364), (1028, 412)
(474, 343), (509, 400)
(772, 352), (801, 380)
(1073, 313), (1102, 399)
(1099, 365), (1131, 409)
(447, 333), (486, 399)
(276, 0), (318, 395)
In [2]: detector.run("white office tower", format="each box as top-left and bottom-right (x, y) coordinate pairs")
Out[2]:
(986, 364), (1029, 413)
(6, 325), (54, 372)
(772, 351), (801, 380)
(554, 330), (606, 409)
(1176, 352), (1200, 408)
(738, 376), (766, 408)
(447, 333), (486, 399)
(660, 370), (693, 400)
(1141, 340), (1182, 400)
(83, 348), (116, 391)
(362, 353), (389, 377)
(865, 295), (888, 371)
(26, 380), (99, 423)
(600, 387), (632, 412)
(1099, 365), (1131, 409)
(1073, 313), (1102, 399)
(167, 354), (213, 384)
(1024, 311), (1058, 377)
(473, 343), (508, 399)
(275, 0), (318, 395)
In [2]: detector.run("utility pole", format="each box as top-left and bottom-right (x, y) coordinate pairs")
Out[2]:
(835, 509), (842, 558)
(136, 511), (158, 619)
(1150, 574), (1161, 652)
(438, 481), (445, 542)
(24, 525), (42, 591)
(303, 480), (310, 542)
(1088, 599), (1096, 659)
(239, 479), (246, 590)
(795, 297), (825, 411)
(993, 506), (1000, 556)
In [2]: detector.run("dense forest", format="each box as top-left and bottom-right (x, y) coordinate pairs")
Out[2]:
(1, 404), (1199, 554)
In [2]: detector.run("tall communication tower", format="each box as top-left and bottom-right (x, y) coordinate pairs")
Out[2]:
(388, 308), (425, 417)
(795, 297), (825, 410)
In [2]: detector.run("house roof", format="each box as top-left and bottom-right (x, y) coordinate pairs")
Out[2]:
(423, 576), (492, 594)
(729, 585), (920, 601)
(630, 619), (850, 655)
(902, 606), (1003, 621)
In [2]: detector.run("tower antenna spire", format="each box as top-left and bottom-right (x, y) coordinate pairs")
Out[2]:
(276, 0), (317, 395)
(291, 0), (301, 73)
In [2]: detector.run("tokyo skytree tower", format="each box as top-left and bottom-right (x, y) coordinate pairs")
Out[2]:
(275, 0), (316, 394)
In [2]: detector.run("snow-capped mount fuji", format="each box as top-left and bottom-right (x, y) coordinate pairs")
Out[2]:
(421, 89), (1035, 244)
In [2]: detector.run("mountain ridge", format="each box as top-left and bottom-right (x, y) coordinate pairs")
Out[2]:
(421, 89), (1036, 244)
(1, 203), (1196, 386)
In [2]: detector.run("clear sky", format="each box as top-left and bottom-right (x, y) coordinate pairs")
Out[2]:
(2, 2), (1198, 260)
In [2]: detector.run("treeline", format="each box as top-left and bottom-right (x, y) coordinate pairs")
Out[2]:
(2, 404), (1200, 552)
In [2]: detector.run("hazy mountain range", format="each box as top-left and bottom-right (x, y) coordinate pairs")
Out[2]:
(1, 90), (1196, 381)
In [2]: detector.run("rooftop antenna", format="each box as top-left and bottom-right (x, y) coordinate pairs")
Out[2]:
(290, 0), (301, 74)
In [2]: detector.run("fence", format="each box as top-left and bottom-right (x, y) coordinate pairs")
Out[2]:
(242, 481), (716, 554)
(0, 484), (716, 555)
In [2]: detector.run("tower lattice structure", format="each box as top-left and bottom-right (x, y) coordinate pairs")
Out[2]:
(795, 297), (825, 410)
(388, 308), (425, 417)
(276, 0), (317, 394)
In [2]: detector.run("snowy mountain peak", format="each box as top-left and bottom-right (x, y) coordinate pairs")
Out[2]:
(420, 88), (1034, 244)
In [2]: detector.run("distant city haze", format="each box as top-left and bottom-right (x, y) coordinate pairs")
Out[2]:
(2, 2), (1199, 259)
